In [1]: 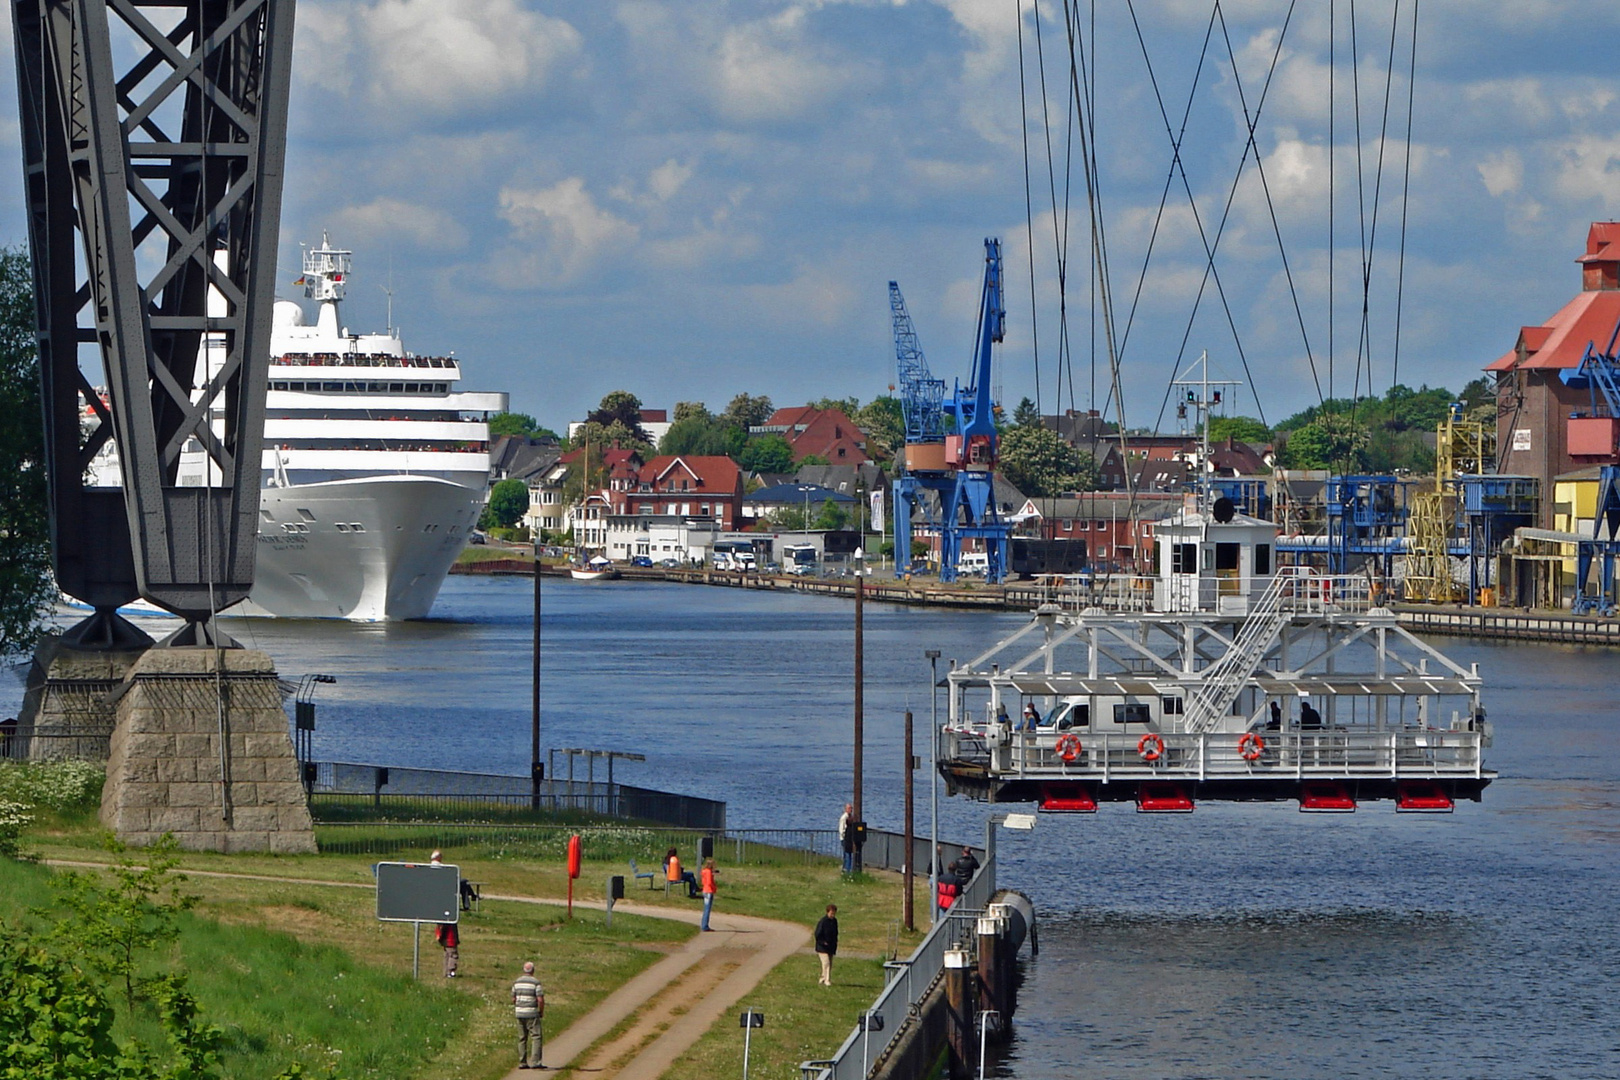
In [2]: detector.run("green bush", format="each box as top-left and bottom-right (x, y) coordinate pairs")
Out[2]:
(0, 758), (104, 811)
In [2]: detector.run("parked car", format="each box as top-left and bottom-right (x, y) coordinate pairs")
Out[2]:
(763, 561), (781, 574)
(630, 555), (653, 568)
(468, 531), (487, 545)
(659, 558), (680, 568)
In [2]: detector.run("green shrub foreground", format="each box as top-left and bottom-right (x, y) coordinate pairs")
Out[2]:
(0, 854), (473, 1079)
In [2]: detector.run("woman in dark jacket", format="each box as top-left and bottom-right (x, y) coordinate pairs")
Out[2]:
(814, 904), (839, 985)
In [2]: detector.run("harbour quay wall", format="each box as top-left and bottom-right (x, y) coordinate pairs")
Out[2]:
(1392, 604), (1620, 646)
(455, 556), (1620, 644)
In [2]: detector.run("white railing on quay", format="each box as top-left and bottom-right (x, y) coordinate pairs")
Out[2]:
(809, 856), (999, 1080)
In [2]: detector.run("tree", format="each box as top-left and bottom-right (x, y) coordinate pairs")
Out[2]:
(1012, 396), (1042, 430)
(1207, 415), (1271, 444)
(810, 396), (860, 418)
(1280, 412), (1369, 470)
(672, 401), (711, 423)
(719, 393), (774, 431)
(813, 499), (849, 531)
(585, 390), (649, 443)
(488, 412), (538, 437)
(45, 835), (196, 1009)
(737, 434), (795, 474)
(487, 479), (530, 529)
(0, 246), (52, 661)
(857, 396), (905, 461)
(659, 415), (745, 458)
(568, 419), (652, 457)
(998, 426), (1098, 497)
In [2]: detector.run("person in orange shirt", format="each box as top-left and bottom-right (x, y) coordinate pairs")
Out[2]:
(664, 847), (699, 897)
(699, 859), (718, 931)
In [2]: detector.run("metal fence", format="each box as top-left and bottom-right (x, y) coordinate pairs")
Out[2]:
(806, 854), (999, 1080)
(305, 761), (727, 830)
(859, 827), (983, 878)
(313, 822), (839, 866)
(0, 727), (113, 762)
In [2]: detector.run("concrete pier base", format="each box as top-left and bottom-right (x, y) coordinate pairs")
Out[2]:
(100, 648), (316, 854)
(11, 635), (150, 761)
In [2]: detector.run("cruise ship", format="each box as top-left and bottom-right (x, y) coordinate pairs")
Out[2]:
(247, 238), (507, 618)
(91, 237), (508, 620)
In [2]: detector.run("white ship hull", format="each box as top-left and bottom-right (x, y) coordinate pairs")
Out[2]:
(242, 475), (483, 620)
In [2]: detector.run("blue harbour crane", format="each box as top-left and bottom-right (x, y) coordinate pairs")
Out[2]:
(891, 239), (1012, 583)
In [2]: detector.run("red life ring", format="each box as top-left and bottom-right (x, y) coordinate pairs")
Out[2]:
(1238, 732), (1265, 761)
(1055, 733), (1083, 763)
(1138, 733), (1165, 762)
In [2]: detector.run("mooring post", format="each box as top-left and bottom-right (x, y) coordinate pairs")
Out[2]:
(853, 574), (865, 872)
(531, 553), (542, 809)
(944, 947), (973, 1080)
(903, 708), (915, 931)
(977, 910), (1005, 1042)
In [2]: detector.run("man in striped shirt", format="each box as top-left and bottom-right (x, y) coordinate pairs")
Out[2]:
(512, 961), (545, 1069)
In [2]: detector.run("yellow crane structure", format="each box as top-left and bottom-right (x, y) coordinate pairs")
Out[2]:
(1404, 405), (1494, 603)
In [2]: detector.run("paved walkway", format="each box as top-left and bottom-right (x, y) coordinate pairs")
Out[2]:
(47, 860), (809, 1080)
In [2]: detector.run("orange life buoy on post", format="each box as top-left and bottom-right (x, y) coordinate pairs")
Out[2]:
(1137, 733), (1165, 762)
(1238, 732), (1265, 761)
(1055, 733), (1083, 763)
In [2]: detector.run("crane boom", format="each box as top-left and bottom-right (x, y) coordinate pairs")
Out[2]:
(889, 282), (945, 444)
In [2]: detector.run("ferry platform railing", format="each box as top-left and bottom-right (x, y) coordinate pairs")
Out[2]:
(808, 854), (999, 1080)
(1031, 569), (1379, 617)
(952, 727), (1486, 780)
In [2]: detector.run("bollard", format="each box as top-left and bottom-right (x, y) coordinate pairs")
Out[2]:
(944, 947), (974, 1080)
(976, 912), (1005, 1043)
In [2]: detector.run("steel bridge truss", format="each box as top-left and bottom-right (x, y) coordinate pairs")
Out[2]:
(13, 0), (294, 639)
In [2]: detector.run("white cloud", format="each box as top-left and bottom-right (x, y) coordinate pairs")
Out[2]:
(1477, 149), (1524, 198)
(710, 9), (857, 123)
(648, 159), (695, 202)
(498, 178), (640, 285)
(331, 197), (469, 251)
(1553, 135), (1620, 212)
(298, 0), (583, 120)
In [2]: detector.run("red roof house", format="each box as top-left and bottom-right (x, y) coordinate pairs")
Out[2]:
(615, 455), (745, 529)
(757, 407), (870, 464)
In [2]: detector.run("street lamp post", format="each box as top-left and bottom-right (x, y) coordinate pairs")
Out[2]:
(925, 649), (941, 924)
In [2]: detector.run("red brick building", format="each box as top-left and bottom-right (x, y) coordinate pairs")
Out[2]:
(611, 455), (745, 529)
(756, 407), (870, 464)
(1015, 494), (1181, 571)
(1489, 222), (1620, 522)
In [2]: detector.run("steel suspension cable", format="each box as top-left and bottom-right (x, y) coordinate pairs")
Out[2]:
(1391, 0), (1419, 390)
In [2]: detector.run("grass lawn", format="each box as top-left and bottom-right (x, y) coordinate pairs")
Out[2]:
(22, 811), (920, 1078)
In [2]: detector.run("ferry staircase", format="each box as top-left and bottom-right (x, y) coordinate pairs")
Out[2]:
(1180, 571), (1291, 734)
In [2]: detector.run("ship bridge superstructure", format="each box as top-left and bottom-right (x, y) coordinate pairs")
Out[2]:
(940, 506), (1491, 813)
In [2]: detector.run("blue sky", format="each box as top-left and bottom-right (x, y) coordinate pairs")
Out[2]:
(4, 1), (1620, 434)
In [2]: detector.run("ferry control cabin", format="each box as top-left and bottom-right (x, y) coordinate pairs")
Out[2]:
(939, 502), (1493, 814)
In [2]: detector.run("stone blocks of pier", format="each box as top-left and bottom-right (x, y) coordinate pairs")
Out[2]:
(100, 648), (317, 854)
(11, 636), (148, 761)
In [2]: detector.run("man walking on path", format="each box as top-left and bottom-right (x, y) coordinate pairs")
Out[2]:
(838, 803), (854, 874)
(814, 904), (839, 986)
(512, 960), (545, 1069)
(700, 859), (718, 931)
(434, 921), (459, 978)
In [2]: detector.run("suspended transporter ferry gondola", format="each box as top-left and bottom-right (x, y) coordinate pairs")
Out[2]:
(940, 496), (1493, 814)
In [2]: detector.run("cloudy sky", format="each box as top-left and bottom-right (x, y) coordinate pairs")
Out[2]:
(4, 1), (1620, 433)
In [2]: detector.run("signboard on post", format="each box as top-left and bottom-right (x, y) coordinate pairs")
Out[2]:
(376, 861), (460, 924)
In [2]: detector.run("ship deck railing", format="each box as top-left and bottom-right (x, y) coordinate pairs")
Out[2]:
(944, 725), (1486, 780)
(1030, 569), (1384, 617)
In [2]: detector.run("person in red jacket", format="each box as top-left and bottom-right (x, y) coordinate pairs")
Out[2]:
(700, 859), (718, 931)
(435, 920), (460, 977)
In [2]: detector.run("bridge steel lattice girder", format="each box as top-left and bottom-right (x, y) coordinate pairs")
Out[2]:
(12, 0), (295, 624)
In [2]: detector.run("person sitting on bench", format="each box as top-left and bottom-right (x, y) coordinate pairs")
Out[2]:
(664, 847), (699, 898)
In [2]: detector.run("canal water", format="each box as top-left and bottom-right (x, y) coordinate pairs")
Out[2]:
(11, 575), (1618, 1077)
